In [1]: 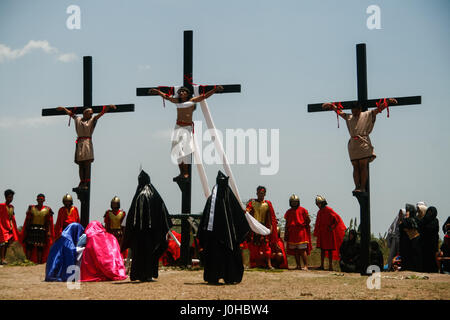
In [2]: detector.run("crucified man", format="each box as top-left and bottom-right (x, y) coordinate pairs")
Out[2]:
(57, 105), (117, 189)
(149, 85), (223, 181)
(322, 98), (397, 193)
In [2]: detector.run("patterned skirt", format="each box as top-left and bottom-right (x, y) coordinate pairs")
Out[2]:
(26, 225), (47, 247)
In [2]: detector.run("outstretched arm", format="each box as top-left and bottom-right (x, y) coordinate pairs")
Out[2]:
(322, 103), (347, 119)
(149, 89), (179, 104)
(372, 98), (397, 116)
(191, 85), (224, 103)
(94, 104), (117, 121)
(56, 106), (76, 119)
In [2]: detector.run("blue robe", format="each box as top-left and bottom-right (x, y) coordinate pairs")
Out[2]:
(45, 223), (84, 281)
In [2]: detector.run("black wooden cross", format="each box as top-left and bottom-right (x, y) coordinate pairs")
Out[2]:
(307, 44), (421, 275)
(136, 30), (241, 267)
(42, 56), (135, 228)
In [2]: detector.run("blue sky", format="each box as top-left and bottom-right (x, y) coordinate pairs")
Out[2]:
(1, 0), (449, 237)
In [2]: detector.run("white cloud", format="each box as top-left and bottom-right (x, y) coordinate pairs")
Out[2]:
(58, 53), (78, 63)
(0, 40), (77, 63)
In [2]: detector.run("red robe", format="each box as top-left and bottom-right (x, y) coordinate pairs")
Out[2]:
(284, 206), (312, 255)
(313, 206), (346, 260)
(54, 206), (80, 239)
(0, 203), (19, 244)
(20, 205), (55, 264)
(246, 199), (282, 268)
(160, 231), (181, 266)
(271, 237), (288, 269)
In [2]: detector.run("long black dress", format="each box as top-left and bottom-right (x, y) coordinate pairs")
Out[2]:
(418, 206), (439, 273)
(121, 170), (172, 281)
(198, 171), (250, 284)
(400, 204), (422, 272)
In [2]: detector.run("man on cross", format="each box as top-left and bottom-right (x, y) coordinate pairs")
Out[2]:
(322, 98), (397, 193)
(149, 85), (223, 181)
(56, 105), (117, 189)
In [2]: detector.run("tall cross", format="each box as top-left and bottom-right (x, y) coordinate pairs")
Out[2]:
(42, 56), (135, 228)
(307, 44), (421, 275)
(136, 30), (241, 267)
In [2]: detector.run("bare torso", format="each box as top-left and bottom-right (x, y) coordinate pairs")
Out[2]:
(176, 105), (195, 124)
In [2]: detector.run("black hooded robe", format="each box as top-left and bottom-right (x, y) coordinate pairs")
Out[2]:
(198, 171), (250, 284)
(121, 170), (172, 281)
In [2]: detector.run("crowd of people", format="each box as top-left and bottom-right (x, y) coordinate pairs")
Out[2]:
(386, 203), (450, 274)
(1, 181), (449, 284)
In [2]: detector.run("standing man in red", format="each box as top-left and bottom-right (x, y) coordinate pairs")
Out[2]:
(104, 196), (127, 258)
(313, 195), (346, 271)
(21, 194), (55, 264)
(54, 193), (80, 238)
(0, 189), (20, 265)
(284, 194), (312, 270)
(246, 186), (278, 269)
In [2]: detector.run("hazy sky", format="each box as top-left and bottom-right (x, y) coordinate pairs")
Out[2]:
(1, 0), (449, 237)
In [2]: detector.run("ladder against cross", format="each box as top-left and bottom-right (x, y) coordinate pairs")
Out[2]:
(42, 56), (135, 228)
(307, 43), (421, 275)
(136, 30), (241, 267)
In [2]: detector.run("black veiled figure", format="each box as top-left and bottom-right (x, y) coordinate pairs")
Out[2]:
(121, 170), (172, 281)
(418, 206), (439, 273)
(399, 204), (422, 272)
(198, 171), (250, 284)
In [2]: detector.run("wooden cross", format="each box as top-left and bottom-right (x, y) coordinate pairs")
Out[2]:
(307, 44), (421, 275)
(136, 30), (241, 267)
(42, 56), (135, 228)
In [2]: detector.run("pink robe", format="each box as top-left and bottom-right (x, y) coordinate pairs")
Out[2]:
(80, 221), (127, 282)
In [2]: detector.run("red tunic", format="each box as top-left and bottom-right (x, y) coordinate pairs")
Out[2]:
(313, 206), (346, 260)
(0, 203), (19, 244)
(270, 237), (288, 269)
(284, 206), (312, 255)
(160, 231), (181, 266)
(54, 206), (80, 238)
(246, 199), (283, 268)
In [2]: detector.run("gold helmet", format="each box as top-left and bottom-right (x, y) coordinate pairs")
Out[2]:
(111, 196), (120, 208)
(315, 195), (327, 206)
(289, 194), (300, 207)
(62, 193), (73, 204)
